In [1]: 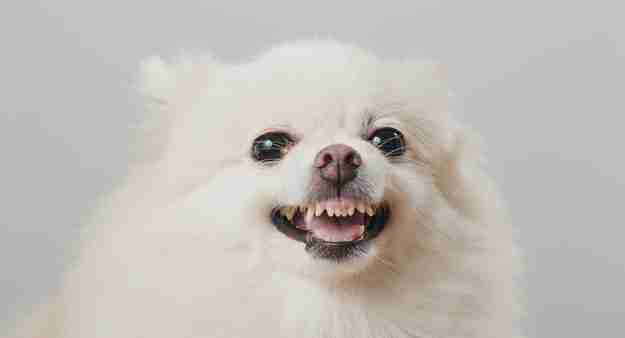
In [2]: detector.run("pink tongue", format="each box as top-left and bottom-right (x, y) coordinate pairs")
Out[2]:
(308, 214), (366, 242)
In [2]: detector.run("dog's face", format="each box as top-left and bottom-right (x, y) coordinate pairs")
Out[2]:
(263, 118), (400, 259)
(143, 42), (455, 282)
(245, 104), (438, 279)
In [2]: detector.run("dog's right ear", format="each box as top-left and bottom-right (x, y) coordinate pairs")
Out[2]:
(132, 53), (222, 163)
(137, 53), (221, 111)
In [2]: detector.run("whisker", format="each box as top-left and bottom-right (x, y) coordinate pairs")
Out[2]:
(382, 146), (406, 157)
(371, 253), (400, 275)
(393, 158), (427, 167)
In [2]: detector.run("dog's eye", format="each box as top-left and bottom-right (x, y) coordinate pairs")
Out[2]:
(252, 132), (294, 163)
(369, 127), (405, 157)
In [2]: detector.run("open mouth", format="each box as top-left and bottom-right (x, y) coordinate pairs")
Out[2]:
(271, 199), (390, 260)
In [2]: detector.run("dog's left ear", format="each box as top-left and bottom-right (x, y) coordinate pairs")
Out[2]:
(419, 60), (448, 84)
(405, 59), (450, 106)
(394, 59), (454, 166)
(434, 122), (505, 222)
(402, 61), (502, 222)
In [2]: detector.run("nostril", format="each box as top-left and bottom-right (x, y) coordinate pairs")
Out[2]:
(315, 151), (334, 169)
(344, 151), (362, 168)
(322, 153), (334, 166)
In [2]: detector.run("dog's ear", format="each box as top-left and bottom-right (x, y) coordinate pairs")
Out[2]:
(392, 60), (454, 166)
(415, 60), (448, 85)
(412, 60), (451, 115)
(434, 124), (507, 224)
(138, 53), (220, 110)
(399, 61), (504, 223)
(132, 53), (222, 161)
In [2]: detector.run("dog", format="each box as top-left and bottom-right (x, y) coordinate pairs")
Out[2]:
(9, 40), (523, 338)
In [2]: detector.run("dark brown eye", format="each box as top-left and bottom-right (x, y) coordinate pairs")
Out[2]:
(252, 132), (294, 163)
(369, 127), (405, 157)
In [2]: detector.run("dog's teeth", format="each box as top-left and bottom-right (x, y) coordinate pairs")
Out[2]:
(306, 207), (315, 223)
(366, 205), (375, 216)
(286, 207), (296, 221)
(347, 200), (355, 211)
(315, 204), (323, 217)
(355, 225), (366, 239)
(305, 201), (383, 218)
(356, 202), (366, 214)
(355, 225), (366, 240)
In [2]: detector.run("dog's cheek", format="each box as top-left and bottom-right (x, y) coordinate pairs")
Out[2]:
(390, 165), (431, 208)
(351, 144), (390, 201)
(276, 151), (315, 203)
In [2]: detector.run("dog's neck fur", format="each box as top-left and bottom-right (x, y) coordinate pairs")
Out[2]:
(276, 266), (495, 338)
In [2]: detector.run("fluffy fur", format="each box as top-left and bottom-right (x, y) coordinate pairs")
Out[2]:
(11, 41), (523, 338)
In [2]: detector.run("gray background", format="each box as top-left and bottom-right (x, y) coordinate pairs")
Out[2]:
(1, 1), (623, 337)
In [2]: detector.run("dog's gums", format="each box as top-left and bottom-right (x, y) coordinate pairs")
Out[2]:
(271, 199), (389, 260)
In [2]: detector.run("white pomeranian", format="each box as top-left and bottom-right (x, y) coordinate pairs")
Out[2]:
(10, 41), (523, 338)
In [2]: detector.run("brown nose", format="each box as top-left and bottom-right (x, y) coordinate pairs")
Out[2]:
(314, 144), (362, 186)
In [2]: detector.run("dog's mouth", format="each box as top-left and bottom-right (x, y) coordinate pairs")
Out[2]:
(271, 199), (389, 260)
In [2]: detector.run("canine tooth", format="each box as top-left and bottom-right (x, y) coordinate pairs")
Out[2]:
(286, 207), (296, 221)
(356, 202), (366, 214)
(306, 207), (315, 223)
(355, 225), (366, 240)
(356, 225), (365, 238)
(327, 207), (334, 217)
(315, 204), (323, 217)
(348, 206), (355, 216)
(366, 205), (375, 216)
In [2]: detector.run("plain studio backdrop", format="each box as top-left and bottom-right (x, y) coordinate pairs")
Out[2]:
(1, 1), (623, 337)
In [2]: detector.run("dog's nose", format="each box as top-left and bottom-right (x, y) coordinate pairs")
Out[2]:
(314, 144), (362, 186)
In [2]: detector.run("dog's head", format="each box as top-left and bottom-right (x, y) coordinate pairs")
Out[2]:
(138, 41), (468, 282)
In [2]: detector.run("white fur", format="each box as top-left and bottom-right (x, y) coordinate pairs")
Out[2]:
(10, 41), (523, 338)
